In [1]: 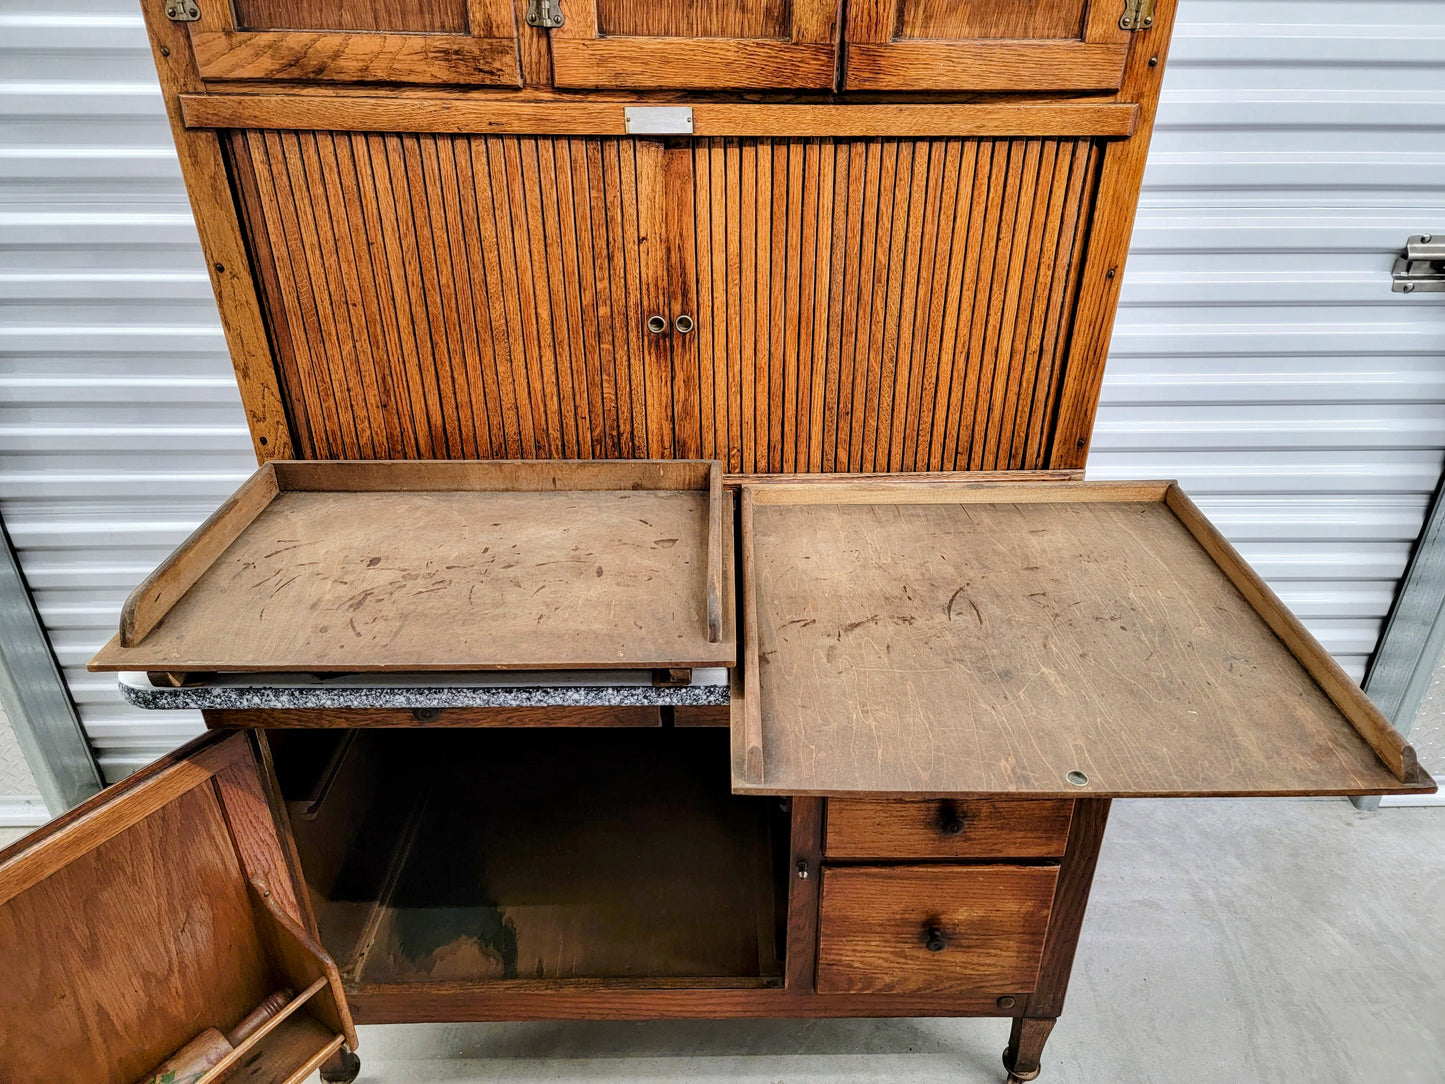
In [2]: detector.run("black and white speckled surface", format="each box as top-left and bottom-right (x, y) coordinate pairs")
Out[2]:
(120, 679), (730, 711)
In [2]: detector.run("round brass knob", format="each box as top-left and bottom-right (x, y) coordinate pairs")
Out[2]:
(646, 314), (668, 334)
(674, 314), (695, 334)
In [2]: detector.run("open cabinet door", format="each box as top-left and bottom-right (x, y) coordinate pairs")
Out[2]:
(0, 732), (358, 1084)
(731, 480), (1438, 800)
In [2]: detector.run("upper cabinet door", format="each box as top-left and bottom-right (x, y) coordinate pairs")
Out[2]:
(0, 732), (357, 1083)
(549, 0), (840, 89)
(843, 0), (1130, 92)
(186, 0), (522, 86)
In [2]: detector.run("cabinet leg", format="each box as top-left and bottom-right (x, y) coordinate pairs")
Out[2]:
(1002, 1017), (1056, 1083)
(320, 1046), (361, 1083)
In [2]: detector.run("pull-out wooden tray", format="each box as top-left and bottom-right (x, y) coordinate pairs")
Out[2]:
(732, 480), (1436, 799)
(91, 460), (733, 674)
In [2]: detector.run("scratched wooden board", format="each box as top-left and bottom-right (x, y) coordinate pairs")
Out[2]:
(92, 489), (734, 672)
(740, 498), (1419, 797)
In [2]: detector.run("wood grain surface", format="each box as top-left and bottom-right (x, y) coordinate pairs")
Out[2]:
(595, 0), (788, 38)
(183, 96), (1139, 138)
(682, 136), (1098, 473)
(825, 798), (1074, 860)
(738, 486), (1431, 797)
(0, 785), (274, 1083)
(233, 0), (468, 32)
(897, 0), (1086, 40)
(227, 131), (1100, 472)
(844, 42), (1127, 92)
(845, 0), (1128, 92)
(552, 0), (836, 89)
(93, 485), (735, 672)
(815, 864), (1058, 994)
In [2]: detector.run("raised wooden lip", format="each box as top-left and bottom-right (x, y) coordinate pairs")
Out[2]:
(96, 458), (730, 673)
(733, 478), (1435, 794)
(178, 95), (1140, 138)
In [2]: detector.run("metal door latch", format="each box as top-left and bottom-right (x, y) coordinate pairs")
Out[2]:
(1119, 0), (1157, 31)
(1393, 235), (1445, 293)
(525, 0), (564, 28)
(165, 0), (200, 21)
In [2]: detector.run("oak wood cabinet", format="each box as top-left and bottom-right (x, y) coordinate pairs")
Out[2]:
(9, 3), (1431, 1083)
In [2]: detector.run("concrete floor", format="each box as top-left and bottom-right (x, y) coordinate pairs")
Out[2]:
(336, 797), (1444, 1084)
(2, 798), (1439, 1083)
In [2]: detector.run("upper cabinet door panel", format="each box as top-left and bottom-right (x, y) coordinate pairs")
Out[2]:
(843, 0), (1129, 92)
(188, 0), (522, 86)
(550, 0), (840, 89)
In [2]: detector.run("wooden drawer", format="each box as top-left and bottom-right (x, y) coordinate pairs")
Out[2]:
(815, 865), (1057, 995)
(826, 798), (1073, 860)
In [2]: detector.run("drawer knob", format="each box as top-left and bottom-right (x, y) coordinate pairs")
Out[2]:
(925, 926), (948, 952)
(939, 808), (966, 835)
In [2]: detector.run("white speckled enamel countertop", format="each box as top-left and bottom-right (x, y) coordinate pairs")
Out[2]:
(118, 669), (731, 711)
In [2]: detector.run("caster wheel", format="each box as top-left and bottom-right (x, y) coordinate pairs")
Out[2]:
(320, 1048), (361, 1083)
(1003, 1050), (1041, 1083)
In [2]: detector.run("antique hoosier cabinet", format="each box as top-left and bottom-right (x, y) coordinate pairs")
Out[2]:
(0, 1), (1437, 1082)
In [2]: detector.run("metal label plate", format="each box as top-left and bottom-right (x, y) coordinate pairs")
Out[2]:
(623, 107), (695, 136)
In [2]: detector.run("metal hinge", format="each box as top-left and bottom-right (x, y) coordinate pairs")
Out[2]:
(524, 0), (564, 28)
(1119, 0), (1157, 31)
(165, 0), (200, 21)
(1393, 235), (1445, 293)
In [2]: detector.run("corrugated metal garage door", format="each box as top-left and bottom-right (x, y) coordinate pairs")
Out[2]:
(1, 0), (1443, 783)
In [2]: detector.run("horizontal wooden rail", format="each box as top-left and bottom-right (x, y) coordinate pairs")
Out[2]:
(181, 95), (1139, 139)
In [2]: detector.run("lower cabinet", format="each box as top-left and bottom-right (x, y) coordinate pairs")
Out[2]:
(271, 726), (792, 992)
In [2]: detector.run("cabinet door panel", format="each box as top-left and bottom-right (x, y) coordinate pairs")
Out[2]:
(551, 0), (839, 89)
(0, 733), (354, 1083)
(188, 0), (521, 85)
(844, 0), (1128, 92)
(677, 136), (1101, 473)
(231, 130), (671, 460)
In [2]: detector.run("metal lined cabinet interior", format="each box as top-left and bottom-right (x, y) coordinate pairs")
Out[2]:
(227, 130), (1104, 472)
(180, 0), (522, 85)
